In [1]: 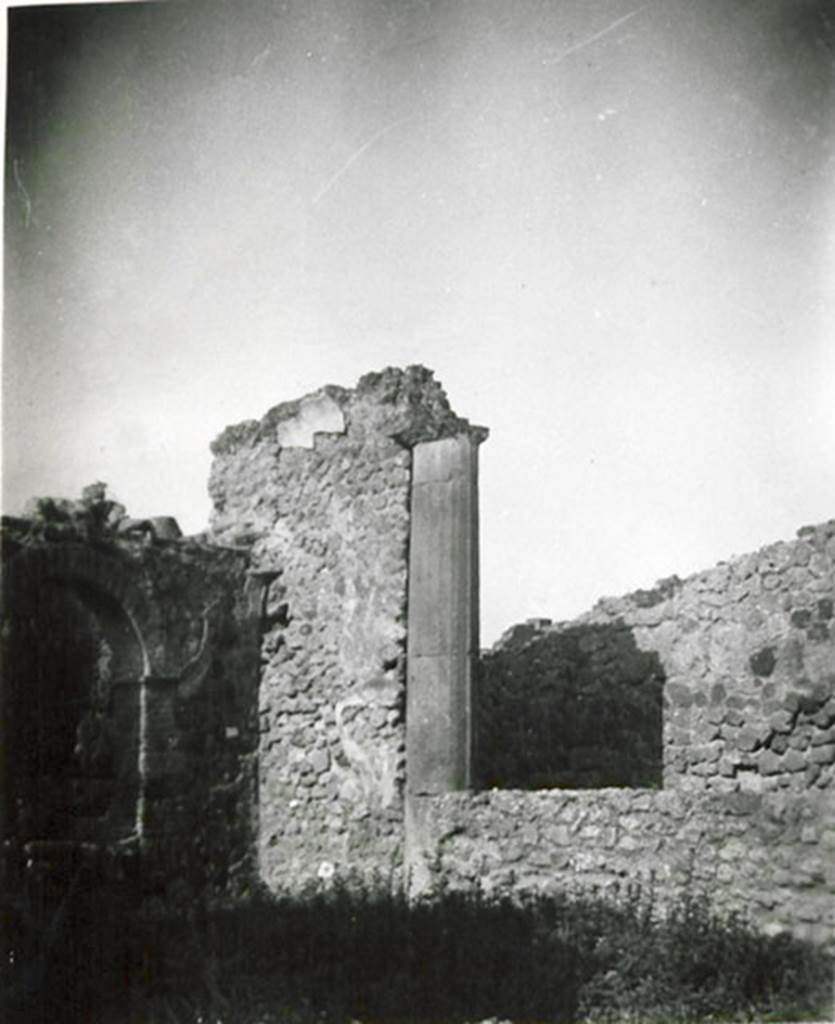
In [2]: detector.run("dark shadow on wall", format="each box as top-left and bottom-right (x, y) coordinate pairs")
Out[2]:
(2, 580), (144, 843)
(476, 620), (665, 790)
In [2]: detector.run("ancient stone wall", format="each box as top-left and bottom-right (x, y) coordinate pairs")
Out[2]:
(207, 367), (483, 893)
(411, 518), (835, 949)
(409, 788), (835, 948)
(477, 521), (835, 794)
(1, 492), (260, 909)
(4, 369), (833, 957)
(135, 540), (260, 904)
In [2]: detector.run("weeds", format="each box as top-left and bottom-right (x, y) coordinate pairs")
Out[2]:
(2, 874), (831, 1023)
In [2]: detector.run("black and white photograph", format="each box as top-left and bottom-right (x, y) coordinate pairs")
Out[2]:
(2, 1), (834, 1021)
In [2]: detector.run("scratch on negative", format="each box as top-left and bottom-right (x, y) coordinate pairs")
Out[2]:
(541, 5), (649, 66)
(13, 158), (32, 227)
(311, 116), (415, 207)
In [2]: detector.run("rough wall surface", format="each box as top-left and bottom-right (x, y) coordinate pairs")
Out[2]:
(478, 521), (835, 793)
(136, 541), (260, 905)
(4, 371), (833, 961)
(410, 787), (835, 949)
(1, 491), (260, 909)
(208, 367), (482, 893)
(409, 519), (835, 949)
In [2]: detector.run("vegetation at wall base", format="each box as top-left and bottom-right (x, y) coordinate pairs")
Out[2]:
(2, 871), (831, 1024)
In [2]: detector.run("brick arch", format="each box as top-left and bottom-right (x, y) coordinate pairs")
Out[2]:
(3, 544), (153, 676)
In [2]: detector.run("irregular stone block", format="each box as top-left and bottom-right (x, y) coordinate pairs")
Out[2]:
(309, 747), (331, 774)
(666, 682), (693, 707)
(758, 750), (782, 775)
(735, 727), (763, 753)
(768, 709), (795, 734)
(749, 646), (776, 677)
(811, 726), (835, 746)
(781, 749), (806, 773)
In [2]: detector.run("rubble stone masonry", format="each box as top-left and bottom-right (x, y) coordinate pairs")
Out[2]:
(208, 367), (484, 893)
(3, 368), (833, 954)
(1, 496), (260, 909)
(411, 518), (835, 949)
(477, 520), (835, 794)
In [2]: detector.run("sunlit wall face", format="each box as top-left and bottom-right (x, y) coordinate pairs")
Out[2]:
(4, 0), (834, 643)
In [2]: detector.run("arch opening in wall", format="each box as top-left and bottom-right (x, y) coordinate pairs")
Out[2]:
(2, 561), (146, 845)
(475, 621), (665, 791)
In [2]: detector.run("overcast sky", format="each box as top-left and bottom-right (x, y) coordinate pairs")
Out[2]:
(4, 0), (834, 643)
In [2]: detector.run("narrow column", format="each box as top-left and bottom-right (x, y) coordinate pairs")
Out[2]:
(406, 432), (483, 794)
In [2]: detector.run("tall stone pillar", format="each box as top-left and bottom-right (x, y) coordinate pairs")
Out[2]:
(406, 432), (485, 795)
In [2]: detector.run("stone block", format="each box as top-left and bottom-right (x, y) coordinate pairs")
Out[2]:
(810, 744), (835, 765)
(735, 727), (762, 752)
(768, 709), (795, 734)
(813, 705), (835, 728)
(781, 749), (806, 773)
(811, 726), (835, 746)
(758, 751), (782, 775)
(749, 647), (776, 677)
(666, 683), (693, 707)
(770, 734), (789, 754)
(309, 747), (331, 774)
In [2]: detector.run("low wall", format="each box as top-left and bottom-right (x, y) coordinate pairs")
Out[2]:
(409, 787), (835, 949)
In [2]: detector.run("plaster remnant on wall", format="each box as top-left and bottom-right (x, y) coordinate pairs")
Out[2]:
(276, 393), (345, 448)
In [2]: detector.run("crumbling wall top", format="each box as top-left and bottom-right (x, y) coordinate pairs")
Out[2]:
(210, 365), (487, 456)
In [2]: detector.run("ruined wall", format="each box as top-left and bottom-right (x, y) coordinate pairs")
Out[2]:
(409, 788), (835, 949)
(207, 367), (482, 893)
(135, 541), (260, 905)
(5, 370), (832, 957)
(477, 521), (835, 793)
(1, 490), (260, 909)
(410, 519), (835, 948)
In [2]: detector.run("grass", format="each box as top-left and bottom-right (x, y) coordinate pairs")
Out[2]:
(2, 874), (831, 1024)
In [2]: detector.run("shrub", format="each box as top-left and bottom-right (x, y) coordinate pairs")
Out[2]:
(3, 874), (831, 1023)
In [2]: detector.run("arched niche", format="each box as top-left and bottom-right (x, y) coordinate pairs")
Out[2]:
(1, 546), (149, 844)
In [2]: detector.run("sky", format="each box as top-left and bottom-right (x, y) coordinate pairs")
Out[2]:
(3, 0), (835, 644)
